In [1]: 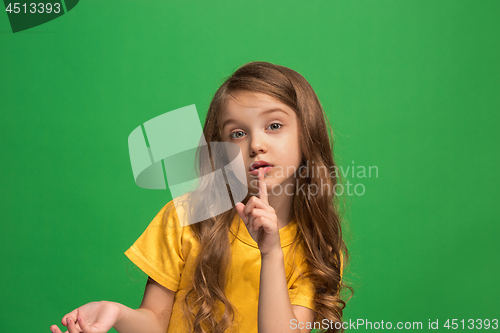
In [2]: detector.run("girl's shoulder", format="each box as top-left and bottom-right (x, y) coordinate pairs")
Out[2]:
(128, 195), (199, 259)
(160, 194), (198, 229)
(162, 192), (219, 229)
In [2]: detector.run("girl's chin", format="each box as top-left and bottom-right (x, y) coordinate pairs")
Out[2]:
(248, 182), (283, 196)
(247, 178), (274, 187)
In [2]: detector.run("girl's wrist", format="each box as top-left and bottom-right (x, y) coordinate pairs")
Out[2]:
(109, 301), (125, 326)
(260, 247), (284, 260)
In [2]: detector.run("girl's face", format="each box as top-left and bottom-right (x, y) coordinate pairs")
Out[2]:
(220, 90), (302, 196)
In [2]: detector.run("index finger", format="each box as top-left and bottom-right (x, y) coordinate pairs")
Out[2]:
(258, 168), (269, 204)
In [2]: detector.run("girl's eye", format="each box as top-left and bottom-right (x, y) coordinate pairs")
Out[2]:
(268, 122), (282, 130)
(230, 123), (281, 139)
(230, 131), (246, 139)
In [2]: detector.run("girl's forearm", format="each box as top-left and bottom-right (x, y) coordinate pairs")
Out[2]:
(258, 250), (298, 332)
(113, 302), (166, 333)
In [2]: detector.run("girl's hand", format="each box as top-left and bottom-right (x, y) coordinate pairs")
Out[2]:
(50, 301), (120, 333)
(235, 168), (282, 256)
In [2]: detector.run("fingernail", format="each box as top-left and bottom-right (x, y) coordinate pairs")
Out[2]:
(66, 318), (70, 324)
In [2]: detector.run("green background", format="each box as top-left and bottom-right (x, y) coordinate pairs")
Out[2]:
(1, 1), (499, 332)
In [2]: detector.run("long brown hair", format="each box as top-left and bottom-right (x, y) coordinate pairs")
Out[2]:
(166, 61), (352, 332)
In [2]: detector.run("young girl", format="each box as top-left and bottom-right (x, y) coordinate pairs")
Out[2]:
(50, 61), (351, 333)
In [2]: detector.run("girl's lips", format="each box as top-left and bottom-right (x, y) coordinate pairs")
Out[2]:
(249, 166), (273, 176)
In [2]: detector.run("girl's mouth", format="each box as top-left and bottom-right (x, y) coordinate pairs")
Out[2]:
(249, 166), (273, 176)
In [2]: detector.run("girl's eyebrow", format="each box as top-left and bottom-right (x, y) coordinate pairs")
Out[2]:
(221, 108), (290, 129)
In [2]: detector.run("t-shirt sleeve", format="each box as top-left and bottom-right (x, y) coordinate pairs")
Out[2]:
(287, 247), (316, 311)
(288, 271), (316, 311)
(340, 251), (344, 283)
(124, 201), (185, 292)
(288, 250), (345, 312)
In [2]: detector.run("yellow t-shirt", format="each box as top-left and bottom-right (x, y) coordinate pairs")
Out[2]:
(124, 199), (317, 332)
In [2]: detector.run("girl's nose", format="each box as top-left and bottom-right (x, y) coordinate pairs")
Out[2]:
(250, 136), (267, 156)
